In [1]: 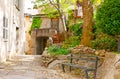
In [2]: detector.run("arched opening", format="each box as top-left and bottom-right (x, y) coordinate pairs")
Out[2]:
(36, 36), (49, 55)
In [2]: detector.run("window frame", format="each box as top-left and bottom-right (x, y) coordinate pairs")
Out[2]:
(3, 16), (8, 41)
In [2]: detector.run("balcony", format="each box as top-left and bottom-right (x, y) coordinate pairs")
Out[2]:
(34, 28), (57, 37)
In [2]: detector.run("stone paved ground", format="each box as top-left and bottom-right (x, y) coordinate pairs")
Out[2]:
(0, 55), (80, 79)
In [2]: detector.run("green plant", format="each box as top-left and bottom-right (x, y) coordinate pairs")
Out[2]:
(96, 0), (120, 35)
(92, 37), (117, 51)
(62, 36), (80, 49)
(29, 17), (42, 34)
(70, 22), (83, 36)
(47, 45), (70, 56)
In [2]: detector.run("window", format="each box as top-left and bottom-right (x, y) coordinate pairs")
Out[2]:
(3, 16), (8, 40)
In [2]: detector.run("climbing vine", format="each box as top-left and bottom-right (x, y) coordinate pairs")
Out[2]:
(29, 17), (42, 34)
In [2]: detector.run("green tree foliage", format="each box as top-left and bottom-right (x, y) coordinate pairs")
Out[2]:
(96, 0), (120, 35)
(34, 0), (75, 18)
(92, 37), (117, 51)
(29, 17), (42, 34)
(71, 22), (83, 36)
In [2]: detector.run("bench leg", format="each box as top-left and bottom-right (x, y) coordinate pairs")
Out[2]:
(62, 64), (65, 72)
(85, 70), (97, 79)
(70, 66), (72, 72)
(93, 70), (97, 79)
(85, 70), (89, 79)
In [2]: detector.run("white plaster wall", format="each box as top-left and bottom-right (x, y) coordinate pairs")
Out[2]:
(0, 0), (25, 62)
(17, 0), (25, 55)
(0, 0), (8, 62)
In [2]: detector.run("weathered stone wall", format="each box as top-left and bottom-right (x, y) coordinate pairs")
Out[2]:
(24, 16), (34, 55)
(40, 17), (51, 28)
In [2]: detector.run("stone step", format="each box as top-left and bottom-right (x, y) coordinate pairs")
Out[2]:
(8, 55), (42, 66)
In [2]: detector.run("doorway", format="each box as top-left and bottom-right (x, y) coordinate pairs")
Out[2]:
(36, 37), (48, 55)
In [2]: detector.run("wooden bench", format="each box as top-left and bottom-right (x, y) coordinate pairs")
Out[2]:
(61, 53), (99, 79)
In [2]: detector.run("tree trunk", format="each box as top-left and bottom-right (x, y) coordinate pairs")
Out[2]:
(80, 0), (93, 47)
(57, 0), (67, 40)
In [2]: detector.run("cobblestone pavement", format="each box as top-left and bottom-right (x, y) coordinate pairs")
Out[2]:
(0, 55), (80, 79)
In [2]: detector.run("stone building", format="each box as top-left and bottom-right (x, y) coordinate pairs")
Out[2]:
(24, 0), (66, 55)
(24, 14), (65, 55)
(24, 1), (83, 55)
(0, 0), (25, 63)
(31, 15), (65, 55)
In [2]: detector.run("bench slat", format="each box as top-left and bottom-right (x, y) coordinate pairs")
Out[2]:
(62, 63), (96, 70)
(69, 57), (97, 62)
